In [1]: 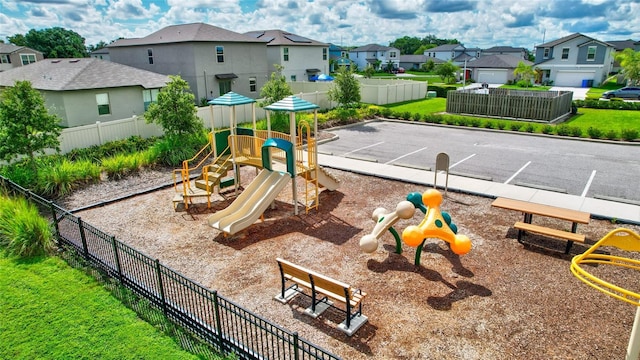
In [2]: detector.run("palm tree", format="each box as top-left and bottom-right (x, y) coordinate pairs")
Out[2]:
(513, 61), (535, 87)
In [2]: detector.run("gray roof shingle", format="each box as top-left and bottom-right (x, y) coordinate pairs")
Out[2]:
(0, 58), (170, 91)
(244, 30), (327, 46)
(108, 23), (265, 47)
(466, 55), (532, 69)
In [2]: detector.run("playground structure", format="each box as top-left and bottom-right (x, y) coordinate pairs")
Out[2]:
(172, 92), (339, 234)
(570, 228), (640, 360)
(360, 189), (471, 265)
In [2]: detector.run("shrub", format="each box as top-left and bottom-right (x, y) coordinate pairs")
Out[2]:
(469, 118), (482, 127)
(556, 125), (570, 136)
(66, 136), (156, 162)
(401, 111), (412, 120)
(37, 159), (101, 197)
(621, 128), (639, 141)
(151, 131), (209, 167)
(483, 120), (495, 129)
(570, 127), (583, 137)
(0, 195), (54, 257)
(541, 125), (554, 134)
(587, 127), (603, 139)
(497, 121), (506, 130)
(444, 116), (457, 125)
(524, 123), (535, 133)
(413, 113), (423, 121)
(509, 123), (522, 131)
(380, 108), (393, 118)
(604, 129), (618, 140)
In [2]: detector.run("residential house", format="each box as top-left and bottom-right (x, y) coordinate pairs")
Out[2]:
(90, 47), (110, 61)
(466, 55), (533, 84)
(0, 58), (169, 127)
(328, 43), (351, 72)
(481, 46), (529, 60)
(244, 30), (329, 82)
(0, 44), (44, 72)
(423, 44), (478, 66)
(348, 44), (400, 71)
(107, 23), (269, 102)
(399, 54), (443, 71)
(607, 39), (640, 74)
(534, 33), (615, 87)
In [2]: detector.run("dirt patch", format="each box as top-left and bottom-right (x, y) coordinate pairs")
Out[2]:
(66, 167), (640, 360)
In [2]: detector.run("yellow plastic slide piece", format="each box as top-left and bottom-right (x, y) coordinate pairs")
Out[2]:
(571, 228), (640, 306)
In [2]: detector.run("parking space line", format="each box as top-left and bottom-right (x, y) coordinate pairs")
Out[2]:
(581, 170), (597, 197)
(343, 141), (384, 156)
(384, 146), (428, 165)
(449, 154), (476, 169)
(504, 161), (531, 184)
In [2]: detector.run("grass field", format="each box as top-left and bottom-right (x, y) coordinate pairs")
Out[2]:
(0, 254), (228, 359)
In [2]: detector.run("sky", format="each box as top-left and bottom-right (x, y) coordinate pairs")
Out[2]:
(1, 0), (639, 51)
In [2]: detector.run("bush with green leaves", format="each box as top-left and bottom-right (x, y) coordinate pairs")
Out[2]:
(524, 123), (536, 133)
(509, 123), (522, 131)
(0, 195), (54, 257)
(556, 125), (571, 136)
(483, 121), (495, 129)
(151, 131), (209, 167)
(605, 129), (619, 140)
(470, 118), (482, 127)
(621, 128), (639, 141)
(66, 136), (156, 162)
(497, 121), (507, 130)
(36, 158), (101, 197)
(587, 127), (603, 139)
(144, 75), (203, 137)
(541, 125), (554, 134)
(569, 127), (583, 137)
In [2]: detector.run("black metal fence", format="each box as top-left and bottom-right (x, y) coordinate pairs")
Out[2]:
(0, 175), (341, 360)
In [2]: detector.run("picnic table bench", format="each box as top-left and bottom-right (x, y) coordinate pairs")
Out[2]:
(491, 197), (591, 254)
(274, 258), (367, 336)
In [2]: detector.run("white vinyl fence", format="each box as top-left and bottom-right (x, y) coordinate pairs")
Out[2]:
(58, 79), (428, 153)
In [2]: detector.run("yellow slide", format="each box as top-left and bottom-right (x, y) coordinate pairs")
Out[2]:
(208, 169), (290, 235)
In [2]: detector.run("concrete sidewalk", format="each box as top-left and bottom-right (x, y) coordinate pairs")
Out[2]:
(317, 153), (640, 225)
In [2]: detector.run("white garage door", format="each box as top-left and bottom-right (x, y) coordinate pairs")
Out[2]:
(476, 69), (508, 84)
(554, 71), (596, 87)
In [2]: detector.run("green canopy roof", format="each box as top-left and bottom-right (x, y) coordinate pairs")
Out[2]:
(264, 95), (319, 112)
(207, 91), (255, 106)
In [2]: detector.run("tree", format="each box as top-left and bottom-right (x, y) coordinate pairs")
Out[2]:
(513, 61), (535, 87)
(0, 80), (61, 172)
(615, 48), (640, 85)
(435, 61), (459, 83)
(328, 66), (361, 108)
(421, 59), (435, 72)
(8, 27), (88, 58)
(364, 64), (375, 78)
(144, 75), (202, 137)
(87, 40), (109, 53)
(259, 64), (292, 107)
(389, 36), (422, 55)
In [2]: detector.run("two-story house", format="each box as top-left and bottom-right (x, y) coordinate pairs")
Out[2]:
(0, 44), (44, 72)
(607, 39), (640, 74)
(244, 30), (329, 82)
(0, 58), (169, 127)
(423, 43), (479, 66)
(534, 33), (615, 87)
(481, 46), (529, 60)
(348, 44), (400, 71)
(107, 23), (269, 101)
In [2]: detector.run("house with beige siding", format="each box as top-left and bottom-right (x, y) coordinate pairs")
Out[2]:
(107, 23), (269, 102)
(0, 58), (169, 127)
(0, 44), (44, 72)
(244, 30), (329, 82)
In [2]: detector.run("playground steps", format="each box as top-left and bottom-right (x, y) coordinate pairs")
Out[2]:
(195, 156), (234, 192)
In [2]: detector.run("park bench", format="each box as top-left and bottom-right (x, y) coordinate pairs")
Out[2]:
(274, 258), (367, 336)
(491, 197), (590, 254)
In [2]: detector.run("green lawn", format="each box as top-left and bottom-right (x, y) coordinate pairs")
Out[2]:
(0, 254), (222, 360)
(382, 97), (447, 113)
(571, 107), (640, 132)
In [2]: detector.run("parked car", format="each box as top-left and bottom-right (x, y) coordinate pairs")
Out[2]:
(602, 87), (640, 100)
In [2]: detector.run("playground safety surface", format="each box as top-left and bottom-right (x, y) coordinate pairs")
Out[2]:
(64, 166), (640, 360)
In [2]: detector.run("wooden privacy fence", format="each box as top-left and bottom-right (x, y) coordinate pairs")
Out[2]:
(0, 175), (341, 360)
(446, 89), (573, 122)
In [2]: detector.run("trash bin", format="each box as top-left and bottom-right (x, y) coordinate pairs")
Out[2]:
(427, 91), (437, 98)
(581, 79), (594, 88)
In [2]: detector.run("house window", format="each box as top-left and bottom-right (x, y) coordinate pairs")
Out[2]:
(543, 48), (550, 59)
(96, 93), (111, 115)
(323, 48), (327, 60)
(561, 48), (569, 60)
(216, 46), (224, 63)
(20, 54), (36, 65)
(587, 46), (597, 61)
(249, 77), (257, 92)
(290, 75), (296, 82)
(147, 48), (153, 64)
(283, 47), (289, 61)
(142, 89), (159, 110)
(1, 54), (10, 64)
(390, 51), (397, 58)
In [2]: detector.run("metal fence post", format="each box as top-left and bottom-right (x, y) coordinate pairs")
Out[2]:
(293, 332), (300, 360)
(49, 201), (61, 245)
(212, 290), (225, 352)
(110, 236), (123, 283)
(155, 259), (167, 316)
(77, 217), (89, 260)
